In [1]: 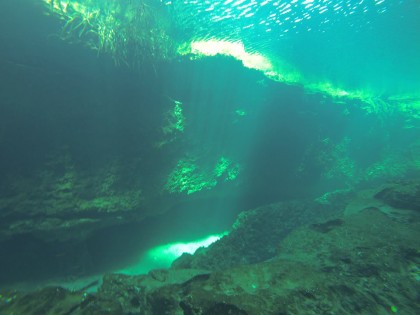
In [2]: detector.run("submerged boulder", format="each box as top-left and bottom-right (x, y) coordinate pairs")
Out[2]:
(374, 180), (420, 212)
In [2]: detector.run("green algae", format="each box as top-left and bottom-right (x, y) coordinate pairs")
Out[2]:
(165, 156), (240, 195)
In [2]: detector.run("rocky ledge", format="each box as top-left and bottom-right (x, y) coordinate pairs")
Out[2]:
(1, 181), (419, 315)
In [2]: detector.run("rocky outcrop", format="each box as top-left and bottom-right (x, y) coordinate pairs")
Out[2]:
(2, 186), (419, 314)
(375, 180), (420, 211)
(171, 200), (343, 271)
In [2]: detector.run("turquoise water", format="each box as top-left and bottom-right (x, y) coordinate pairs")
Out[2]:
(171, 0), (420, 94)
(0, 0), (418, 293)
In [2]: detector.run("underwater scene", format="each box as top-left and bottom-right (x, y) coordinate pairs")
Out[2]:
(0, 0), (419, 314)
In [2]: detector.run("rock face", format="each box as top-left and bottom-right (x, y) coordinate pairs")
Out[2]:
(1, 186), (419, 315)
(171, 200), (343, 271)
(374, 180), (420, 212)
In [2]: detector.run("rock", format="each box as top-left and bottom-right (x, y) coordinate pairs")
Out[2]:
(1, 190), (419, 314)
(143, 207), (420, 314)
(171, 200), (343, 271)
(374, 180), (420, 211)
(0, 287), (100, 315)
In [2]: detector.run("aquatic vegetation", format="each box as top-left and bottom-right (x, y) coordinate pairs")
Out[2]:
(302, 133), (419, 187)
(363, 144), (420, 182)
(41, 1), (420, 121)
(0, 148), (144, 216)
(384, 95), (420, 128)
(40, 0), (420, 122)
(180, 40), (273, 72)
(42, 0), (175, 66)
(300, 135), (420, 188)
(162, 99), (185, 134)
(156, 98), (186, 148)
(364, 157), (408, 181)
(78, 192), (143, 213)
(214, 156), (240, 181)
(165, 156), (240, 195)
(179, 38), (420, 122)
(164, 158), (216, 195)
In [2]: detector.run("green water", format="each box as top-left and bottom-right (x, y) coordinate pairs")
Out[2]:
(0, 0), (418, 290)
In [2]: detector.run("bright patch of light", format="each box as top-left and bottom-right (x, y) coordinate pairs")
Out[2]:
(161, 235), (224, 257)
(187, 40), (272, 72)
(118, 233), (227, 275)
(179, 38), (420, 120)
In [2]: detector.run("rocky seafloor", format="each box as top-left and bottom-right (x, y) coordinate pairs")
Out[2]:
(0, 180), (419, 315)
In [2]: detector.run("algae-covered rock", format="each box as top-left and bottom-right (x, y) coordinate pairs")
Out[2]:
(171, 200), (343, 271)
(145, 207), (420, 314)
(101, 205), (418, 314)
(374, 180), (420, 211)
(1, 186), (419, 314)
